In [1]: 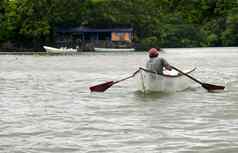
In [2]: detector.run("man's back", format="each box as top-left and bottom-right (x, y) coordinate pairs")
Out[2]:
(146, 57), (169, 74)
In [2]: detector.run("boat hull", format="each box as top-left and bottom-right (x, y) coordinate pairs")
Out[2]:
(94, 47), (135, 52)
(136, 68), (196, 93)
(43, 46), (77, 53)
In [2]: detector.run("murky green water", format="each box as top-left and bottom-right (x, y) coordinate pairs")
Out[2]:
(0, 48), (238, 153)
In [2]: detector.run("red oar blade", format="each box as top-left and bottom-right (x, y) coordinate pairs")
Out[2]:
(89, 81), (114, 92)
(202, 83), (225, 91)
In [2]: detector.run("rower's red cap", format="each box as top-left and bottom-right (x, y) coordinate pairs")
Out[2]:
(148, 48), (158, 57)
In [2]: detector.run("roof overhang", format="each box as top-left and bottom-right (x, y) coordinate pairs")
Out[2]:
(56, 27), (133, 33)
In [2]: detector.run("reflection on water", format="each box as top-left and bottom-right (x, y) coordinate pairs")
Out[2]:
(133, 90), (175, 100)
(0, 48), (238, 153)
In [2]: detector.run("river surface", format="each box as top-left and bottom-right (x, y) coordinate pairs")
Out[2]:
(0, 47), (238, 153)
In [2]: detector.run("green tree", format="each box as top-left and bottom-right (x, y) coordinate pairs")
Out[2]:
(15, 0), (50, 42)
(221, 7), (238, 46)
(0, 0), (20, 41)
(1, 0), (238, 48)
(48, 0), (86, 26)
(0, 0), (5, 41)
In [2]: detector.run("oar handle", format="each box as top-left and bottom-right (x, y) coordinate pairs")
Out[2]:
(139, 67), (156, 74)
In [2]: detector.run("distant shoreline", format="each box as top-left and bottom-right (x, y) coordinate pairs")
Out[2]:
(0, 52), (47, 55)
(0, 52), (84, 55)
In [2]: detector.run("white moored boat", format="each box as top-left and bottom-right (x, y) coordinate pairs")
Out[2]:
(136, 67), (196, 93)
(43, 46), (77, 54)
(94, 47), (135, 52)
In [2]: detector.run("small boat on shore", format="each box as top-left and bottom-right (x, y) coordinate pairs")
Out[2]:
(94, 47), (135, 52)
(136, 67), (196, 92)
(43, 46), (77, 54)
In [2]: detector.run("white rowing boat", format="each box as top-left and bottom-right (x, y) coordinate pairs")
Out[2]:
(136, 67), (196, 92)
(43, 46), (77, 53)
(94, 47), (135, 52)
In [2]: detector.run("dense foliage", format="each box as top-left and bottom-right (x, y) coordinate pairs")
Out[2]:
(1, 0), (238, 48)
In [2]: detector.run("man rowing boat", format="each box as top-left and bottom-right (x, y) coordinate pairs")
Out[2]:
(146, 48), (172, 75)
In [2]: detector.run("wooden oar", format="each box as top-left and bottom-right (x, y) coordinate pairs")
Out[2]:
(171, 66), (225, 91)
(89, 69), (140, 92)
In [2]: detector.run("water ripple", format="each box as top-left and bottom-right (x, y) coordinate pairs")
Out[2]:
(0, 49), (238, 152)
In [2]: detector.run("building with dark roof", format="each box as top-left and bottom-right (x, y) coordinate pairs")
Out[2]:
(55, 26), (134, 51)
